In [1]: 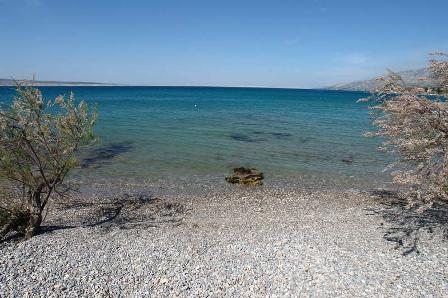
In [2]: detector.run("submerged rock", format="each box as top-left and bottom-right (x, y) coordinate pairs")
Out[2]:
(341, 155), (354, 164)
(225, 167), (264, 186)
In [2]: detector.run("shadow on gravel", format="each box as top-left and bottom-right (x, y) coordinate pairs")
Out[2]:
(366, 189), (448, 255)
(0, 233), (22, 245)
(41, 192), (186, 235)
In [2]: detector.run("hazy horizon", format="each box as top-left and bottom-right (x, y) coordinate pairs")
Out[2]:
(1, 0), (447, 88)
(0, 66), (428, 89)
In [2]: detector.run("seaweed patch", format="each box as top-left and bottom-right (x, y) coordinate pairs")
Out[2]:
(80, 141), (135, 168)
(229, 133), (263, 143)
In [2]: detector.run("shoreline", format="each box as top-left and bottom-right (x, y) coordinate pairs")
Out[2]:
(69, 173), (394, 194)
(1, 178), (446, 296)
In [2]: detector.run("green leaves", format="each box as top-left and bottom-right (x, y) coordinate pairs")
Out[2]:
(0, 82), (96, 200)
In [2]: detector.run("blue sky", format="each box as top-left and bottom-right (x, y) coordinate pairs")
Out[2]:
(0, 0), (447, 88)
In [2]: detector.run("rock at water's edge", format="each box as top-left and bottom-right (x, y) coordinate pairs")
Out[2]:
(225, 167), (264, 186)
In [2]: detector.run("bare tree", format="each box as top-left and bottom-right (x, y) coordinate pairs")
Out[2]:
(0, 81), (96, 239)
(362, 52), (448, 208)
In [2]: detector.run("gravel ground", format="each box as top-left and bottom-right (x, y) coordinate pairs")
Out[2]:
(1, 177), (447, 297)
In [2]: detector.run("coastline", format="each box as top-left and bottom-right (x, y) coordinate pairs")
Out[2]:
(1, 177), (446, 296)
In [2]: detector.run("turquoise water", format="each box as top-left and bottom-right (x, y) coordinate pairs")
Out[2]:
(0, 86), (389, 186)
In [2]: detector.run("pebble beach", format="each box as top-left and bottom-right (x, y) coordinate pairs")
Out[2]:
(1, 177), (447, 297)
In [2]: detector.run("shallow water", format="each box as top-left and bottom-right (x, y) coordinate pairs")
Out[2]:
(0, 86), (391, 187)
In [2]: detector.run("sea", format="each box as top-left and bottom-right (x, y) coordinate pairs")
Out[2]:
(0, 86), (392, 189)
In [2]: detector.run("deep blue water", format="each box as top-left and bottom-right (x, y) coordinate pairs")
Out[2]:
(0, 86), (390, 186)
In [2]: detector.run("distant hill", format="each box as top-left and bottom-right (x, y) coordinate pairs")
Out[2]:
(326, 68), (431, 92)
(0, 79), (116, 87)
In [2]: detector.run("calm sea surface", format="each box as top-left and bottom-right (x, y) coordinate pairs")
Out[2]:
(0, 86), (391, 187)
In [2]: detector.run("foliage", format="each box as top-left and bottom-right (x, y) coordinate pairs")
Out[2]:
(0, 81), (96, 239)
(362, 52), (448, 208)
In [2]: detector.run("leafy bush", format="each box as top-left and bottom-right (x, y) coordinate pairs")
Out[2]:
(0, 82), (96, 239)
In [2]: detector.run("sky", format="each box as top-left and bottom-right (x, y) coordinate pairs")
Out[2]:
(0, 0), (447, 88)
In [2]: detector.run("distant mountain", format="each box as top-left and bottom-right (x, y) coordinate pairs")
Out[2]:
(0, 79), (116, 87)
(326, 68), (431, 92)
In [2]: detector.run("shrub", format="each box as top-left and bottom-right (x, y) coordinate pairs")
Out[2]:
(0, 82), (96, 239)
(363, 52), (448, 208)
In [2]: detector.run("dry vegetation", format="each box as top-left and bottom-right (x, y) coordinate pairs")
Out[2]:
(0, 82), (96, 239)
(362, 52), (448, 208)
